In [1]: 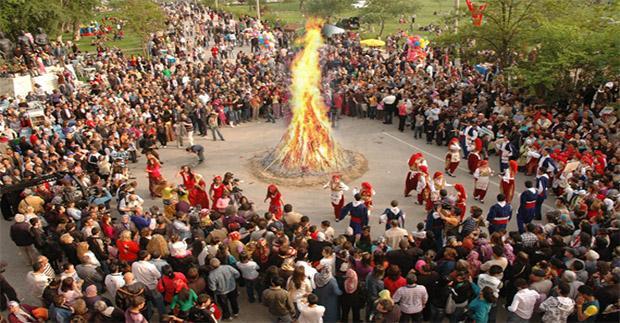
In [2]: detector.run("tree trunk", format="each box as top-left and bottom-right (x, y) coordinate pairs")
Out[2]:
(379, 19), (385, 38)
(299, 0), (304, 11)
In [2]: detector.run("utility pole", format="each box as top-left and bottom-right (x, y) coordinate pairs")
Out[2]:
(256, 0), (261, 21)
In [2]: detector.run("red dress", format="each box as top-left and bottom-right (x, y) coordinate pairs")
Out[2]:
(182, 173), (210, 209)
(210, 183), (225, 205)
(267, 191), (283, 220)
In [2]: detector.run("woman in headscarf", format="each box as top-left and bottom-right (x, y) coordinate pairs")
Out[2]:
(340, 262), (362, 323)
(264, 184), (284, 220)
(445, 138), (461, 177)
(467, 250), (482, 278)
(313, 265), (342, 323)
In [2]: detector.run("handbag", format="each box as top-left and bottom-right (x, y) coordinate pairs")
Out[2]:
(445, 292), (456, 314)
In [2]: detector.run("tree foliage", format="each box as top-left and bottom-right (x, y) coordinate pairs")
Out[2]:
(437, 0), (619, 100)
(0, 0), (100, 38)
(509, 0), (620, 99)
(302, 0), (354, 20)
(111, 0), (166, 50)
(361, 0), (420, 37)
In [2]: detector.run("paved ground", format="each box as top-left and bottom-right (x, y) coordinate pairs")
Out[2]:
(0, 115), (554, 321)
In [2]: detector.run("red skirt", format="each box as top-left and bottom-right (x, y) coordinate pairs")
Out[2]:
(468, 154), (480, 174)
(501, 180), (515, 203)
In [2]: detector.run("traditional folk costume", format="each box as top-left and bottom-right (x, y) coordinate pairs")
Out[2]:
(416, 166), (432, 206)
(445, 138), (461, 177)
(379, 206), (405, 230)
(454, 184), (467, 221)
(146, 155), (166, 198)
(498, 137), (515, 174)
(500, 160), (517, 204)
(323, 175), (349, 219)
(404, 153), (425, 197)
(181, 171), (210, 210)
(473, 160), (492, 202)
(338, 199), (369, 235)
(486, 200), (512, 234)
(358, 182), (375, 214)
(266, 184), (283, 220)
(517, 186), (537, 233)
(428, 172), (449, 211)
(521, 139), (540, 176)
(467, 138), (483, 174)
(209, 176), (225, 206)
(463, 124), (479, 158)
(535, 172), (549, 220)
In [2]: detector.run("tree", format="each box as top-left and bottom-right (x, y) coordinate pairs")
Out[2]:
(361, 0), (419, 38)
(0, 0), (63, 38)
(438, 0), (537, 67)
(111, 0), (165, 55)
(509, 0), (620, 100)
(302, 0), (354, 21)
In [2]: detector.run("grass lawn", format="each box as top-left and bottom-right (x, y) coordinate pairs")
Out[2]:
(63, 0), (454, 54)
(223, 0), (455, 38)
(57, 12), (145, 56)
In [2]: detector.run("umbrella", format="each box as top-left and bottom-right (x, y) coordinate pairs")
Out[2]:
(322, 24), (346, 37)
(360, 39), (386, 47)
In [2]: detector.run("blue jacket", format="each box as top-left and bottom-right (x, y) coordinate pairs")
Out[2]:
(208, 265), (240, 295)
(339, 201), (368, 226)
(517, 189), (537, 216)
(536, 174), (549, 198)
(487, 202), (512, 225)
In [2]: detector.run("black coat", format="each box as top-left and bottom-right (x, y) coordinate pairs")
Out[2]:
(1, 191), (21, 220)
(10, 222), (34, 246)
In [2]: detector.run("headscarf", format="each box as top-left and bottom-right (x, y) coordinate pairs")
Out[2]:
(361, 182), (373, 191)
(314, 266), (333, 288)
(419, 165), (429, 174)
(267, 184), (278, 193)
(378, 289), (392, 301)
(433, 171), (443, 179)
(344, 268), (358, 294)
(408, 153), (423, 167)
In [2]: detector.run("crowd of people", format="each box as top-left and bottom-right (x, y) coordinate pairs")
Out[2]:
(0, 1), (619, 323)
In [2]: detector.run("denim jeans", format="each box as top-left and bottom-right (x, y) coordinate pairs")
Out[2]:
(244, 278), (259, 303)
(150, 289), (165, 317)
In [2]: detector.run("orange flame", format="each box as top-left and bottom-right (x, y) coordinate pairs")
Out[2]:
(272, 19), (346, 173)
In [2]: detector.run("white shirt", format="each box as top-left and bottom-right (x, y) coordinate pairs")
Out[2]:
(27, 271), (49, 298)
(104, 273), (125, 297)
(131, 260), (161, 290)
(236, 261), (260, 280)
(296, 301), (325, 323)
(508, 288), (540, 319)
(477, 273), (502, 298)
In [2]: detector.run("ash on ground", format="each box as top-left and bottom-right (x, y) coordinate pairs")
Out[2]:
(248, 149), (369, 187)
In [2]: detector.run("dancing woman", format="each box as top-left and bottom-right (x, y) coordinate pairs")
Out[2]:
(179, 166), (210, 209)
(323, 174), (349, 219)
(265, 184), (284, 220)
(146, 154), (166, 198)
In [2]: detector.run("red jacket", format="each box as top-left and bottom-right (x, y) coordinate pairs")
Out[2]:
(157, 273), (188, 303)
(116, 240), (139, 262)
